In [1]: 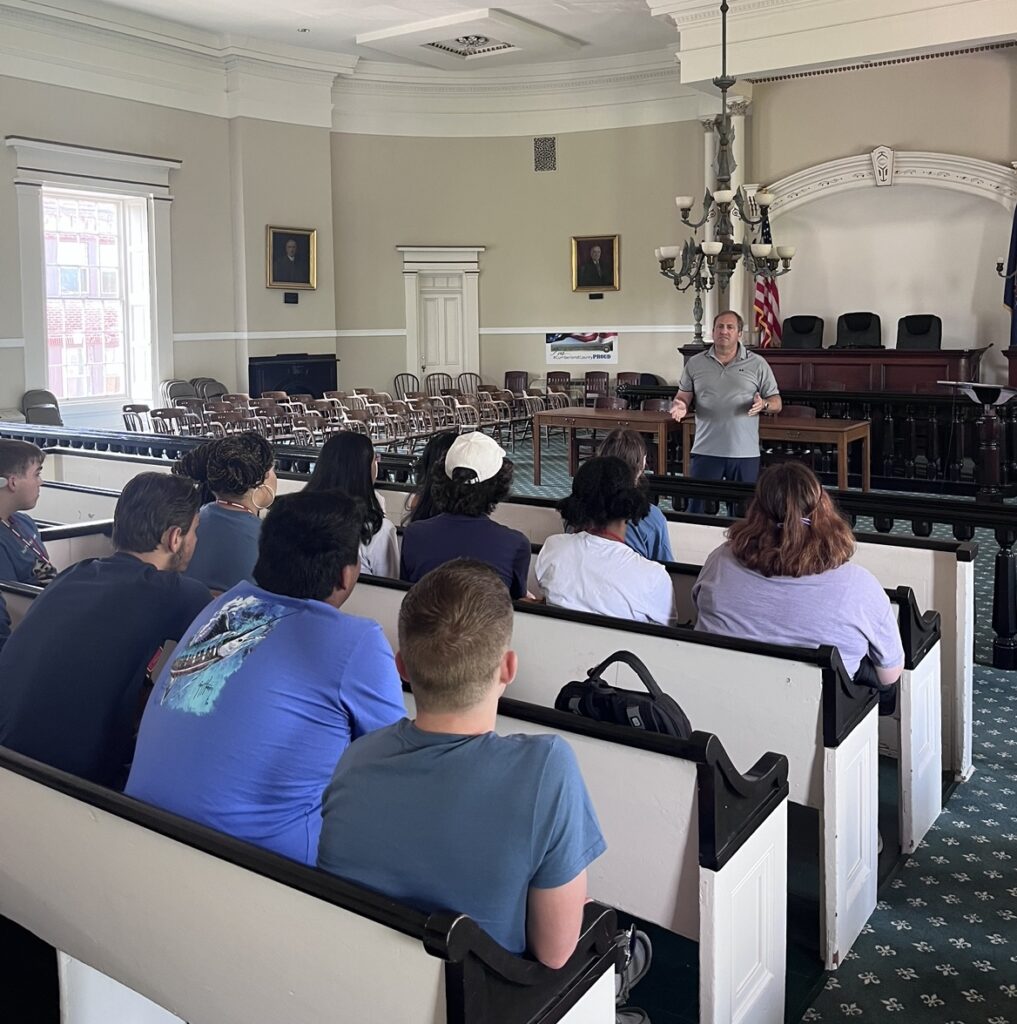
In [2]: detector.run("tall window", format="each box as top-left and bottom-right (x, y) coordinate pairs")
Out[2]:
(42, 189), (153, 403)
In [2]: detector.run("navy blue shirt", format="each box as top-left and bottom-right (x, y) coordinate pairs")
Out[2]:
(184, 502), (262, 593)
(0, 553), (211, 787)
(399, 513), (530, 599)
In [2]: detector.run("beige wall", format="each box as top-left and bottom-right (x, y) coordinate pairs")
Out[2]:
(331, 122), (704, 391)
(752, 49), (1017, 184)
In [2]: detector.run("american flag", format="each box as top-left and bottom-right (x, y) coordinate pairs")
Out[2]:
(753, 206), (782, 348)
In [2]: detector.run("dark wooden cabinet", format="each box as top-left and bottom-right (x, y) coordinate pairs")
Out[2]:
(1006, 350), (1017, 388)
(677, 346), (989, 393)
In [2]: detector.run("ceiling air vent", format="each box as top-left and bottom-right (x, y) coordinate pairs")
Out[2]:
(534, 136), (557, 172)
(423, 34), (516, 59)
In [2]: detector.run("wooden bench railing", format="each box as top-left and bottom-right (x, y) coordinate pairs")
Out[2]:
(0, 746), (621, 1024)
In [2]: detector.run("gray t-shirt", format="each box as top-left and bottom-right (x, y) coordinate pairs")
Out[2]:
(692, 543), (904, 677)
(678, 343), (780, 458)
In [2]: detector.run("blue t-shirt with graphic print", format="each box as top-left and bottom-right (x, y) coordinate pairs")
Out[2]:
(126, 581), (406, 864)
(318, 718), (606, 954)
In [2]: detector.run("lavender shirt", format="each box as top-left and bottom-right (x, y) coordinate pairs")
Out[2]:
(692, 543), (904, 677)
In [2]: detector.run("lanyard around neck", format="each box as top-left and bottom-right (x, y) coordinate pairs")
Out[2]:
(586, 528), (625, 544)
(216, 499), (258, 518)
(2, 516), (54, 567)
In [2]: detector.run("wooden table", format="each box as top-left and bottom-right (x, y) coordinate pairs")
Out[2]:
(681, 416), (872, 491)
(531, 407), (681, 485)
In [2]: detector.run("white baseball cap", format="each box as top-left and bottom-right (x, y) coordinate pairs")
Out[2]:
(445, 432), (507, 484)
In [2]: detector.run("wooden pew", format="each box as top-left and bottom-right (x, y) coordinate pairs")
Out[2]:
(402, 691), (791, 1024)
(433, 490), (973, 781)
(34, 452), (970, 778)
(0, 747), (621, 1024)
(345, 577), (879, 970)
(654, 515), (973, 780)
(0, 581), (42, 632)
(38, 520), (115, 572)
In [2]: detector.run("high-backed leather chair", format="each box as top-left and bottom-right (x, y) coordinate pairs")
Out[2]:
(835, 312), (882, 348)
(781, 315), (824, 349)
(896, 314), (942, 350)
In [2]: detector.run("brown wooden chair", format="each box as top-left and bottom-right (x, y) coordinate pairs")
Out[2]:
(425, 373), (454, 397)
(584, 371), (609, 406)
(122, 404), (151, 433)
(504, 370), (529, 396)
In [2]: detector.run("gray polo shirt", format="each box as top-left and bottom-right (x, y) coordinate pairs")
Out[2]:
(678, 343), (780, 458)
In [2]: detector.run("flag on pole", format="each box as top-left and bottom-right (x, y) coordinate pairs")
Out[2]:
(1004, 202), (1017, 350)
(753, 207), (782, 348)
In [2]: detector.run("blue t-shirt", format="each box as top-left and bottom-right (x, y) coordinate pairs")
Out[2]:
(318, 719), (606, 954)
(0, 512), (55, 585)
(400, 514), (530, 599)
(126, 582), (406, 864)
(625, 503), (674, 563)
(0, 553), (211, 787)
(184, 502), (262, 593)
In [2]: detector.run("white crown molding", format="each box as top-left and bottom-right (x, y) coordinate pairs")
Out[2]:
(6, 136), (181, 192)
(761, 150), (1017, 217)
(0, 0), (356, 126)
(479, 324), (696, 334)
(647, 0), (1017, 83)
(334, 51), (700, 137)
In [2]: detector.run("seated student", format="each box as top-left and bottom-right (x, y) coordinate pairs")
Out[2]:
(318, 559), (606, 968)
(0, 439), (56, 585)
(536, 457), (676, 626)
(175, 432), (277, 592)
(0, 473), (211, 789)
(303, 432), (399, 578)
(126, 490), (405, 864)
(400, 432), (530, 599)
(401, 430), (457, 526)
(597, 429), (674, 563)
(692, 462), (904, 684)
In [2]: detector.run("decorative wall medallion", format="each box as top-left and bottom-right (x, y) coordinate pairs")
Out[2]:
(870, 146), (894, 186)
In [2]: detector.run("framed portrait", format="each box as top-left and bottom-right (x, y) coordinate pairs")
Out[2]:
(571, 234), (619, 292)
(267, 226), (317, 290)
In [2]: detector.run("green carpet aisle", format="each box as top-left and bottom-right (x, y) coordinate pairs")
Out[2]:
(802, 524), (1017, 1022)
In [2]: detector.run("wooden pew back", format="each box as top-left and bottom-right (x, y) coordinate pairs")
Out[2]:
(0, 749), (619, 1024)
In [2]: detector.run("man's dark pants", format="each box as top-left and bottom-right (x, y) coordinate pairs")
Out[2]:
(686, 454), (761, 514)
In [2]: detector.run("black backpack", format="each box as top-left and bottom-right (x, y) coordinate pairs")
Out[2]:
(555, 651), (692, 740)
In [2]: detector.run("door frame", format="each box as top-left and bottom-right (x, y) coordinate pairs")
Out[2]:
(398, 245), (484, 380)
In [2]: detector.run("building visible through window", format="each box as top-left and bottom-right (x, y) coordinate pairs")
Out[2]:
(42, 189), (153, 403)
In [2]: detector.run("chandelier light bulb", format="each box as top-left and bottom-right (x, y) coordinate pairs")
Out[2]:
(750, 243), (772, 258)
(675, 196), (694, 210)
(755, 191), (774, 207)
(701, 241), (723, 256)
(712, 190), (733, 204)
(776, 246), (797, 259)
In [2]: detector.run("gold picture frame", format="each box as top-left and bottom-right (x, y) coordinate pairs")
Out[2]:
(571, 234), (619, 292)
(266, 226), (317, 290)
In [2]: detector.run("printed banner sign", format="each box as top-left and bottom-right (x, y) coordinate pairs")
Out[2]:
(545, 332), (618, 364)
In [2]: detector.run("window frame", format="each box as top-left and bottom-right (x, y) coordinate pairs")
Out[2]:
(7, 137), (181, 423)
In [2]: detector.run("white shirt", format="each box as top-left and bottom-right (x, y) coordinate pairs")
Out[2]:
(360, 517), (399, 578)
(535, 532), (676, 626)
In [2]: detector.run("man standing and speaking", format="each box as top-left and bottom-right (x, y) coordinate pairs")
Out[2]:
(670, 310), (781, 491)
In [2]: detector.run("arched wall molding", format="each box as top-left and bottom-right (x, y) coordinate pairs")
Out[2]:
(758, 151), (1017, 217)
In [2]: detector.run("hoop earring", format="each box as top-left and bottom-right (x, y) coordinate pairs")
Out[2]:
(251, 481), (276, 513)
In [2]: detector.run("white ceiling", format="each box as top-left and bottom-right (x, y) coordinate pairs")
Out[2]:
(76, 0), (681, 67)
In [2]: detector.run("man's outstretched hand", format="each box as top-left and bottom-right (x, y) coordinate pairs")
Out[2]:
(747, 392), (766, 417)
(670, 398), (688, 422)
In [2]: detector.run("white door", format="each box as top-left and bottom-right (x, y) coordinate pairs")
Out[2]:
(419, 274), (464, 381)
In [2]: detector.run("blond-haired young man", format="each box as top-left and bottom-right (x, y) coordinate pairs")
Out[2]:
(317, 558), (605, 968)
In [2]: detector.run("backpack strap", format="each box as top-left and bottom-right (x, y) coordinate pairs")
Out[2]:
(587, 650), (666, 701)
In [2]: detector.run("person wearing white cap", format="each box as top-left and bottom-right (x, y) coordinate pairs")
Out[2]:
(400, 432), (531, 599)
